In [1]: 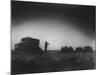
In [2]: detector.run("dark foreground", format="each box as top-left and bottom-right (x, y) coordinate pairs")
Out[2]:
(11, 51), (96, 74)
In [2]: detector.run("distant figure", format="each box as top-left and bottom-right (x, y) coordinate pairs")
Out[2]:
(44, 41), (49, 52)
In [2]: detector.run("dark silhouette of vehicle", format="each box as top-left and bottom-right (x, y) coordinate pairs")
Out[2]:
(61, 46), (93, 53)
(14, 37), (43, 54)
(75, 46), (93, 53)
(83, 46), (93, 53)
(61, 46), (74, 53)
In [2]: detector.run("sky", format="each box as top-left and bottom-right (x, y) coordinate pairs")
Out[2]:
(11, 1), (96, 50)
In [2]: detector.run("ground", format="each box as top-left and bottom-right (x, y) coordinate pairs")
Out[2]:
(11, 50), (96, 74)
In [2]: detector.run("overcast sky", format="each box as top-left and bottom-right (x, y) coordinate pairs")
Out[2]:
(11, 1), (96, 50)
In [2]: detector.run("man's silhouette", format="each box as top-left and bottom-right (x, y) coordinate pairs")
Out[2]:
(44, 41), (49, 52)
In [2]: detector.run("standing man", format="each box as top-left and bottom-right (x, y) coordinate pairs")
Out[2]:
(44, 41), (49, 52)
